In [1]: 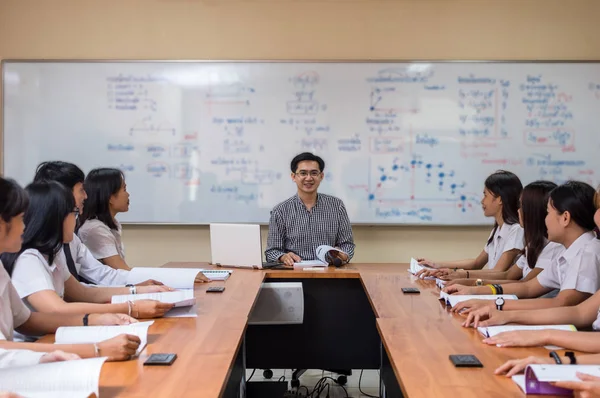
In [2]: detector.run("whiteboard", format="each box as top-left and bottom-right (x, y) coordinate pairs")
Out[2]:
(3, 61), (600, 225)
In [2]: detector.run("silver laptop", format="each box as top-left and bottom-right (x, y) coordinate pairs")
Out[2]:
(209, 223), (291, 269)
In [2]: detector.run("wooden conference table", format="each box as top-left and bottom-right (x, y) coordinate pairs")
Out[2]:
(41, 263), (567, 397)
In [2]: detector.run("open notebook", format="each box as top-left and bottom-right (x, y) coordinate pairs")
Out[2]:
(56, 321), (154, 355)
(439, 291), (518, 307)
(513, 364), (600, 395)
(127, 267), (231, 289)
(478, 324), (577, 350)
(0, 357), (107, 398)
(111, 290), (197, 318)
(407, 258), (436, 279)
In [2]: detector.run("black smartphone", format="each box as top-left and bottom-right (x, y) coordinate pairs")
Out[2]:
(207, 286), (226, 293)
(144, 353), (177, 366)
(449, 355), (483, 368)
(401, 287), (420, 294)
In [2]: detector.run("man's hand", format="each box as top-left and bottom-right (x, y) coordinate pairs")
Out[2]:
(279, 252), (301, 266)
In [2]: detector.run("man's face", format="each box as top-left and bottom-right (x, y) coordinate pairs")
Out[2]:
(292, 160), (323, 195)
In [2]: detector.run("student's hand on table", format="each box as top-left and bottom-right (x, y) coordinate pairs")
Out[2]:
(89, 313), (138, 326)
(136, 285), (174, 294)
(443, 284), (474, 295)
(131, 300), (175, 318)
(415, 268), (447, 278)
(136, 279), (164, 286)
(495, 355), (554, 377)
(0, 392), (24, 398)
(97, 334), (141, 361)
(460, 306), (507, 328)
(445, 279), (475, 287)
(416, 258), (441, 269)
(452, 298), (494, 315)
(195, 273), (210, 283)
(440, 271), (468, 281)
(553, 373), (600, 398)
(40, 350), (81, 364)
(483, 330), (547, 348)
(280, 252), (301, 266)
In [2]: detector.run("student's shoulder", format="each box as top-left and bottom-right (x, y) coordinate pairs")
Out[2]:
(79, 219), (110, 235)
(15, 249), (46, 267)
(583, 236), (600, 258)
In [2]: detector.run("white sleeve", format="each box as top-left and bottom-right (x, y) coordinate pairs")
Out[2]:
(535, 262), (561, 290)
(515, 255), (528, 270)
(560, 249), (600, 294)
(11, 252), (58, 299)
(75, 237), (128, 286)
(79, 223), (120, 260)
(501, 225), (525, 253)
(0, 348), (44, 368)
(8, 281), (31, 332)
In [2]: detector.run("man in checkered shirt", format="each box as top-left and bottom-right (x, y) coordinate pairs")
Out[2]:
(265, 152), (355, 266)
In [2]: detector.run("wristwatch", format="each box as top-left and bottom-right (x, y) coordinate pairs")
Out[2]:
(495, 297), (505, 311)
(126, 284), (137, 295)
(476, 279), (483, 286)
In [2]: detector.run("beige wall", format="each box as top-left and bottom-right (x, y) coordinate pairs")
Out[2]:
(1, 0), (599, 266)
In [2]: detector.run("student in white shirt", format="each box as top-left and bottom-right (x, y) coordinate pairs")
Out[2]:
(1, 181), (175, 319)
(33, 161), (161, 286)
(0, 177), (143, 361)
(417, 170), (524, 272)
(78, 168), (133, 270)
(453, 181), (600, 321)
(439, 181), (562, 287)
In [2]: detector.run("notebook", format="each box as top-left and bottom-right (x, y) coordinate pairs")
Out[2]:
(439, 291), (518, 307)
(112, 290), (195, 307)
(55, 321), (154, 355)
(407, 257), (436, 279)
(478, 324), (577, 350)
(0, 356), (107, 398)
(127, 267), (231, 289)
(513, 364), (600, 395)
(293, 245), (349, 267)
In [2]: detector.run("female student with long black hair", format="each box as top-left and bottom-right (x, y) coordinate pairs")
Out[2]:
(78, 168), (133, 270)
(452, 180), (600, 322)
(1, 181), (175, 319)
(0, 177), (142, 362)
(417, 170), (524, 272)
(438, 181), (563, 287)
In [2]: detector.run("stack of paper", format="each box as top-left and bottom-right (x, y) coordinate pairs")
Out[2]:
(513, 364), (600, 395)
(439, 291), (518, 307)
(56, 321), (154, 355)
(0, 357), (107, 398)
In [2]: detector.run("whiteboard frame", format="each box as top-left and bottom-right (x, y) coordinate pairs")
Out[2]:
(3, 59), (599, 226)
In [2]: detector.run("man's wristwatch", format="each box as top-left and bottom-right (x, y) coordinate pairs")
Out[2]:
(476, 279), (483, 286)
(495, 297), (505, 311)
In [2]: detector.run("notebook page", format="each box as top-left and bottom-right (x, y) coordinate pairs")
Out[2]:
(126, 267), (202, 289)
(511, 375), (526, 392)
(111, 290), (196, 307)
(0, 357), (107, 396)
(528, 364), (600, 382)
(55, 321), (154, 355)
(293, 260), (327, 267)
(315, 245), (348, 264)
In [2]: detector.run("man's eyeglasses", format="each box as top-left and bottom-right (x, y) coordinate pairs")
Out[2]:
(295, 170), (321, 178)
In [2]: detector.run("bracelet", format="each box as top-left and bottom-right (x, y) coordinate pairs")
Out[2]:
(127, 300), (133, 317)
(493, 284), (504, 295)
(549, 351), (562, 364)
(466, 271), (470, 279)
(93, 343), (100, 357)
(132, 302), (139, 318)
(126, 284), (137, 295)
(565, 351), (577, 365)
(83, 314), (90, 326)
(486, 284), (497, 295)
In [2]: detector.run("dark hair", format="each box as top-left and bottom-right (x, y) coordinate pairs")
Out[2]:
(0, 178), (29, 223)
(79, 168), (124, 231)
(485, 170), (523, 245)
(290, 152), (325, 173)
(1, 181), (75, 276)
(34, 161), (85, 189)
(521, 181), (557, 268)
(549, 181), (597, 232)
